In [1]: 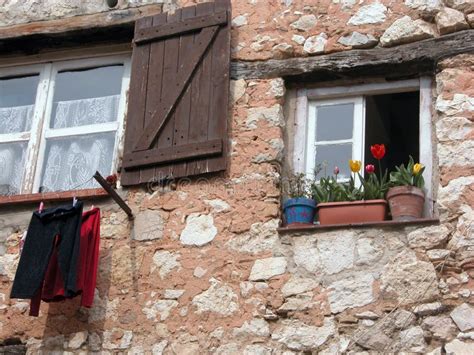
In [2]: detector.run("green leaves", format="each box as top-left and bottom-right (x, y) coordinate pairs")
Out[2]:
(389, 156), (425, 189)
(311, 175), (363, 203)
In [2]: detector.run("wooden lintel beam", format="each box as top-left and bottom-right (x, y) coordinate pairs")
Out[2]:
(230, 30), (474, 82)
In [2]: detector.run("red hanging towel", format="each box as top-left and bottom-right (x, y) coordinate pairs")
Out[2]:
(29, 208), (100, 316)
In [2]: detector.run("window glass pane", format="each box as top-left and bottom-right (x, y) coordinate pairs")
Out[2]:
(0, 75), (39, 133)
(315, 103), (354, 141)
(39, 132), (115, 192)
(314, 143), (352, 181)
(0, 142), (27, 196)
(50, 65), (124, 129)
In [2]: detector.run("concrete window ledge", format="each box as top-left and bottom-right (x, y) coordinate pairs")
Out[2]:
(277, 218), (440, 234)
(0, 188), (109, 206)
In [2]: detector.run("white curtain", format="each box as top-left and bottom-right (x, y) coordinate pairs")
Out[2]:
(0, 105), (34, 134)
(52, 95), (120, 128)
(0, 143), (26, 196)
(40, 133), (115, 192)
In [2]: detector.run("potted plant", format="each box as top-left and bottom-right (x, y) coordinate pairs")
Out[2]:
(311, 144), (389, 225)
(283, 173), (317, 226)
(386, 156), (425, 221)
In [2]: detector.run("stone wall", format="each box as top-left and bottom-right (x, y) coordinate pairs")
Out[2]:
(0, 0), (473, 354)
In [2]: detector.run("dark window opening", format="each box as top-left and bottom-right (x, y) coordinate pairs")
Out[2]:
(365, 91), (420, 173)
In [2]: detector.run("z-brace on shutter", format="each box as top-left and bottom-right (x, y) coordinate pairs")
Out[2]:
(121, 0), (230, 186)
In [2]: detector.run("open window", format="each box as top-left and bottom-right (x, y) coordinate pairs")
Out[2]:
(294, 78), (434, 216)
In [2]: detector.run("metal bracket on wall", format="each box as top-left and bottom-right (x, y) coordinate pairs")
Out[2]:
(93, 171), (134, 220)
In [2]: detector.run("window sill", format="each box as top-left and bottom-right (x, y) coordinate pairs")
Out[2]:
(0, 188), (109, 207)
(277, 218), (440, 234)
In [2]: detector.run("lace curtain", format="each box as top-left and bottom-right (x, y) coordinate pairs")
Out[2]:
(52, 95), (120, 128)
(40, 133), (115, 192)
(0, 143), (26, 196)
(0, 105), (34, 134)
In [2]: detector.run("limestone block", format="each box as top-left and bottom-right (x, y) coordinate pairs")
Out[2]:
(338, 32), (378, 48)
(152, 251), (181, 279)
(399, 326), (427, 353)
(227, 219), (279, 254)
(413, 301), (444, 316)
(142, 299), (178, 321)
(438, 140), (474, 167)
(67, 331), (88, 349)
(204, 199), (231, 213)
(163, 289), (185, 300)
(291, 34), (306, 45)
(246, 104), (284, 129)
(327, 273), (375, 313)
(407, 224), (450, 249)
(180, 213), (217, 246)
(436, 117), (473, 142)
(448, 206), (474, 252)
(450, 303), (474, 331)
(380, 16), (435, 47)
(405, 0), (443, 19)
(303, 33), (328, 54)
(281, 277), (319, 298)
(243, 345), (272, 355)
(233, 318), (270, 337)
(232, 14), (248, 27)
(444, 0), (474, 13)
(427, 249), (452, 260)
(436, 94), (474, 116)
(422, 315), (458, 341)
(272, 43), (294, 58)
(152, 340), (168, 355)
(445, 339), (474, 354)
(192, 278), (239, 316)
(380, 250), (439, 304)
(438, 178), (474, 217)
(103, 329), (133, 350)
(132, 209), (164, 241)
(230, 79), (247, 104)
(290, 15), (317, 31)
(355, 237), (384, 265)
(436, 7), (470, 35)
(249, 257), (287, 281)
(271, 318), (336, 351)
(348, 3), (387, 25)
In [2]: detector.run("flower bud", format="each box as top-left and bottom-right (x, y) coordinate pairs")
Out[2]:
(365, 164), (375, 174)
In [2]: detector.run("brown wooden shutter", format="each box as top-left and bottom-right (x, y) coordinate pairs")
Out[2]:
(121, 0), (230, 186)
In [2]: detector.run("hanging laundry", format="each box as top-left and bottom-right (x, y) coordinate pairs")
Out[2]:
(28, 207), (101, 316)
(10, 202), (83, 302)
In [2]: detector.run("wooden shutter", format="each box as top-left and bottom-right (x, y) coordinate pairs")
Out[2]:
(121, 0), (230, 186)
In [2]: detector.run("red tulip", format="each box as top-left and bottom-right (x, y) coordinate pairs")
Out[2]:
(334, 166), (340, 175)
(370, 144), (386, 160)
(365, 164), (375, 174)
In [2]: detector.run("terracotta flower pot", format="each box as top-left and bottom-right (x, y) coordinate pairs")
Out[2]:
(317, 199), (387, 225)
(386, 186), (424, 221)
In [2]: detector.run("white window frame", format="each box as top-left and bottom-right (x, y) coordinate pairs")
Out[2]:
(294, 78), (434, 217)
(305, 96), (365, 182)
(0, 54), (131, 195)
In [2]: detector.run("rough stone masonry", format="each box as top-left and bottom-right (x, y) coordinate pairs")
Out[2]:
(0, 0), (473, 353)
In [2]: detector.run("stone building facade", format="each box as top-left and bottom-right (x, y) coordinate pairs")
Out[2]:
(0, 0), (473, 354)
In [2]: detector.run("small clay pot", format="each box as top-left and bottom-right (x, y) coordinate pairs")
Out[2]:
(386, 186), (425, 221)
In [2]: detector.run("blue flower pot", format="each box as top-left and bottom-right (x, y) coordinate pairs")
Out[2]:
(283, 197), (317, 225)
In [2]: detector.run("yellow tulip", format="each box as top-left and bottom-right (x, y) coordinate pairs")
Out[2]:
(413, 163), (423, 175)
(349, 160), (361, 173)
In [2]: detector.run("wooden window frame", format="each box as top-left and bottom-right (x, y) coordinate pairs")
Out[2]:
(0, 54), (131, 196)
(294, 77), (434, 217)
